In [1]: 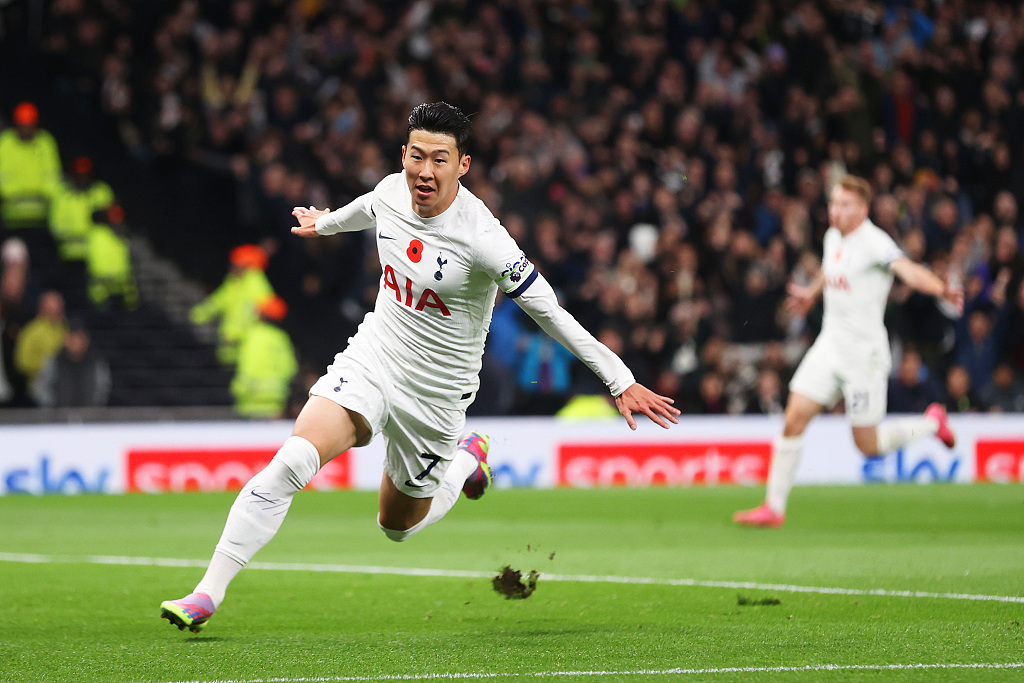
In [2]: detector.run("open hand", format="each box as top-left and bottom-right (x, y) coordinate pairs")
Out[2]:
(784, 281), (817, 318)
(942, 277), (965, 315)
(614, 383), (681, 430)
(291, 206), (330, 237)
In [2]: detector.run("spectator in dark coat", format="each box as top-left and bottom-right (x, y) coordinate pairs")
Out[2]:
(32, 321), (110, 408)
(888, 348), (942, 414)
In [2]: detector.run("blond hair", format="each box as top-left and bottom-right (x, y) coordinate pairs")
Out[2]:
(837, 175), (872, 206)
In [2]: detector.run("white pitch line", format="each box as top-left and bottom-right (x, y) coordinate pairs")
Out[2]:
(160, 662), (1024, 682)
(1, 552), (1022, 604)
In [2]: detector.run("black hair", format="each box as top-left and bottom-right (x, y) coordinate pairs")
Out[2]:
(407, 102), (472, 157)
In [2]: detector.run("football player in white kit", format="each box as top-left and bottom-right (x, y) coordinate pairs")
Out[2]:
(160, 102), (680, 632)
(734, 175), (964, 528)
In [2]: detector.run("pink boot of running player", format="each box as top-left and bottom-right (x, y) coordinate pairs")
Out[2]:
(733, 503), (786, 528)
(925, 403), (956, 448)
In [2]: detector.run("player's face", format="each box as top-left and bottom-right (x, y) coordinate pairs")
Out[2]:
(828, 185), (869, 235)
(402, 130), (470, 218)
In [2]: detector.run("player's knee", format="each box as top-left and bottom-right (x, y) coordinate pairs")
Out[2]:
(379, 525), (414, 542)
(782, 415), (808, 438)
(377, 514), (428, 543)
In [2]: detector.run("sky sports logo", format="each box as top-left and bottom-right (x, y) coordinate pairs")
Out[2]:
(126, 448), (351, 493)
(557, 442), (771, 488)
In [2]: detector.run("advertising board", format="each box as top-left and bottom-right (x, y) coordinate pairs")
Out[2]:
(1, 414), (1021, 495)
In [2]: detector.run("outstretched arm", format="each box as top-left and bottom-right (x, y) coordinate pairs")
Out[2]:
(513, 274), (680, 430)
(891, 258), (964, 316)
(291, 190), (376, 238)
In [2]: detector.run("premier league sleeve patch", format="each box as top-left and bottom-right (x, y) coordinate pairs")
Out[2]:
(497, 254), (538, 298)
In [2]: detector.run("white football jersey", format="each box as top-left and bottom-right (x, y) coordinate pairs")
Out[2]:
(315, 173), (634, 406)
(819, 218), (904, 355)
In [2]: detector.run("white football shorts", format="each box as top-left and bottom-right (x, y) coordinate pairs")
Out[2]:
(788, 337), (890, 427)
(309, 341), (466, 498)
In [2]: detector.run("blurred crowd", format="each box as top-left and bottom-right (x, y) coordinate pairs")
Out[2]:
(0, 100), (128, 408)
(3, 0), (1024, 418)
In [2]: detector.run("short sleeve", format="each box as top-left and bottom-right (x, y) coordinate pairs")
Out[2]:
(474, 216), (539, 298)
(872, 228), (904, 269)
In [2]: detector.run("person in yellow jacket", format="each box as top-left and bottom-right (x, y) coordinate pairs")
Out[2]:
(50, 156), (115, 262)
(13, 290), (68, 388)
(231, 295), (298, 418)
(190, 244), (274, 365)
(0, 102), (61, 229)
(86, 204), (139, 310)
(555, 393), (621, 420)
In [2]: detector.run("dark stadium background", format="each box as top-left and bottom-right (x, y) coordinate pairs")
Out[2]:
(1, 0), (1022, 420)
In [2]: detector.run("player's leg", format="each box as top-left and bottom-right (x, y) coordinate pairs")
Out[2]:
(842, 357), (953, 456)
(376, 399), (491, 542)
(377, 436), (491, 541)
(734, 392), (822, 526)
(855, 405), (954, 456)
(735, 342), (838, 527)
(161, 396), (368, 632)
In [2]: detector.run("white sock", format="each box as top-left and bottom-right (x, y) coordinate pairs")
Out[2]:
(193, 551), (243, 609)
(378, 448), (479, 542)
(765, 435), (803, 514)
(875, 416), (938, 454)
(195, 436), (321, 607)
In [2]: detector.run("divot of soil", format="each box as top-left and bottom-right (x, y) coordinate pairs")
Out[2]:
(492, 565), (539, 600)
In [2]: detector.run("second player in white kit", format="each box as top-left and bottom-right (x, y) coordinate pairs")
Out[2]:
(735, 175), (964, 528)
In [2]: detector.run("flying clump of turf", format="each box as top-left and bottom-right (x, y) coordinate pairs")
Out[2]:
(492, 565), (539, 599)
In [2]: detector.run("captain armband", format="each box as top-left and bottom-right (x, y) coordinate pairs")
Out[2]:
(497, 254), (538, 298)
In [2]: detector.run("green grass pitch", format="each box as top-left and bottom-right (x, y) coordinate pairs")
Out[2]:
(1, 484), (1022, 682)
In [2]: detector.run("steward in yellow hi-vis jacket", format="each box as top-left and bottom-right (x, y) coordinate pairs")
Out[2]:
(0, 102), (61, 229)
(50, 156), (114, 261)
(190, 244), (274, 365)
(86, 205), (138, 310)
(231, 295), (298, 418)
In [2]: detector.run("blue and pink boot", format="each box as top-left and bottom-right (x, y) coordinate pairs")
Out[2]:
(459, 432), (492, 500)
(160, 592), (215, 633)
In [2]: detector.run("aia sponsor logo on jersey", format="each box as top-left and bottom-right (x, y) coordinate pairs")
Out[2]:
(382, 264), (451, 316)
(825, 272), (851, 290)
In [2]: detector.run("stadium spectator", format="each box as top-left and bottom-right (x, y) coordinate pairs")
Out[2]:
(744, 367), (785, 416)
(13, 290), (68, 392)
(230, 295), (298, 419)
(32, 320), (111, 408)
(980, 362), (1024, 414)
(888, 347), (943, 414)
(0, 238), (37, 406)
(956, 306), (1006, 392)
(190, 243), (274, 365)
(944, 365), (986, 414)
(515, 328), (576, 415)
